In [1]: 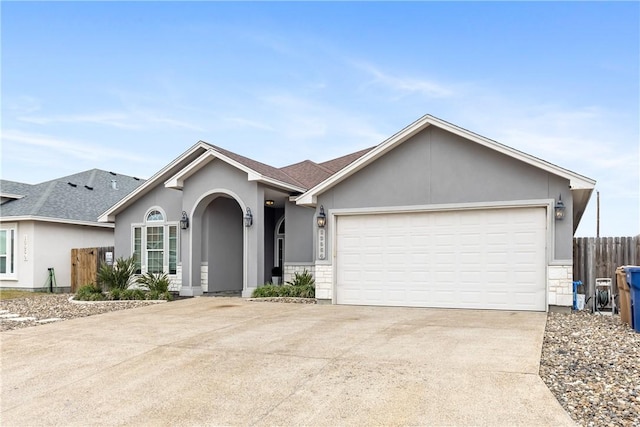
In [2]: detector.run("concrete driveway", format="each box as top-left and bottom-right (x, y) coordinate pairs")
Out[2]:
(1, 298), (573, 426)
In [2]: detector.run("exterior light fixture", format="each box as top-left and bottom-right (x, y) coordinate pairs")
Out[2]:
(554, 195), (566, 220)
(316, 205), (327, 228)
(180, 211), (190, 229)
(244, 207), (253, 227)
(265, 199), (275, 207)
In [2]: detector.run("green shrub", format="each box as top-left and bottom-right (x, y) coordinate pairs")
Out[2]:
(120, 288), (146, 300)
(97, 256), (136, 290)
(294, 283), (315, 298)
(108, 288), (122, 300)
(251, 282), (315, 298)
(136, 272), (170, 293)
(75, 284), (106, 301)
(286, 269), (315, 287)
(252, 284), (280, 298)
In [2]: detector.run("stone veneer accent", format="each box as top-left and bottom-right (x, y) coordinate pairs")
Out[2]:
(548, 265), (573, 307)
(314, 264), (333, 301)
(283, 264), (315, 284)
(200, 262), (208, 292)
(168, 264), (182, 292)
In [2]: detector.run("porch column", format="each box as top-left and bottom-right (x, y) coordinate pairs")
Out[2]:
(180, 209), (203, 297)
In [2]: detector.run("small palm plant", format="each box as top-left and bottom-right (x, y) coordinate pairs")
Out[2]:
(136, 272), (173, 300)
(285, 269), (315, 287)
(285, 269), (315, 298)
(97, 256), (136, 291)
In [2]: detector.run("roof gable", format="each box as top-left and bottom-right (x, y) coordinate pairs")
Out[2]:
(296, 114), (596, 206)
(203, 143), (307, 189)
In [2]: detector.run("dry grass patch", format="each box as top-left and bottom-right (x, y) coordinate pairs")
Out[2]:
(0, 290), (50, 301)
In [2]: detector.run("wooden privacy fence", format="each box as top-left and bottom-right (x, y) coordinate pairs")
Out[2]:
(70, 247), (114, 292)
(573, 236), (640, 309)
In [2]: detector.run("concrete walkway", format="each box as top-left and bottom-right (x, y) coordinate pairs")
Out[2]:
(1, 298), (574, 426)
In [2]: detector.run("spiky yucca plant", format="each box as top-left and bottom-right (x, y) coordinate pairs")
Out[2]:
(96, 256), (136, 290)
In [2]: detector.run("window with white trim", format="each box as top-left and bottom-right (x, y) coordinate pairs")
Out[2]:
(132, 209), (178, 275)
(274, 217), (285, 268)
(0, 225), (17, 277)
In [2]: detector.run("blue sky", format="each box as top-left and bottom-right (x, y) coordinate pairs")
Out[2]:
(2, 1), (638, 236)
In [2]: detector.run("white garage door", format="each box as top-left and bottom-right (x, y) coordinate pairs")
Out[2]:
(336, 207), (547, 311)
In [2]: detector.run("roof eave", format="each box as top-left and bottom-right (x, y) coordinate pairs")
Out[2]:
(164, 149), (307, 193)
(1, 215), (115, 228)
(98, 141), (212, 222)
(0, 193), (25, 200)
(296, 117), (431, 206)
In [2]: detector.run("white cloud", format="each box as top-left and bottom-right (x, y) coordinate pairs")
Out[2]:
(3, 96), (42, 115)
(1, 129), (152, 163)
(352, 61), (454, 98)
(17, 109), (204, 132)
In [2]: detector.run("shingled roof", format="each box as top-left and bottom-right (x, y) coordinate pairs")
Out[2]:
(318, 147), (376, 173)
(0, 169), (144, 224)
(99, 142), (380, 222)
(203, 143), (307, 189)
(203, 143), (374, 190)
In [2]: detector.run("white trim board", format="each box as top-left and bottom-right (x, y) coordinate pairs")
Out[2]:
(0, 216), (115, 228)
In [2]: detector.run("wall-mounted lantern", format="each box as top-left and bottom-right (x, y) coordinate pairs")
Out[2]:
(265, 200), (275, 207)
(180, 211), (190, 229)
(244, 207), (253, 227)
(555, 195), (566, 220)
(316, 205), (327, 228)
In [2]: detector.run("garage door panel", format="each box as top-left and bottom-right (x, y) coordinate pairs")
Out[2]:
(336, 208), (546, 311)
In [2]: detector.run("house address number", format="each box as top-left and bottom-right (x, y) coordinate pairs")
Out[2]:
(318, 228), (326, 260)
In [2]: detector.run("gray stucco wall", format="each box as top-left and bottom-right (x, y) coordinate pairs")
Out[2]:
(284, 202), (314, 263)
(205, 197), (243, 291)
(114, 184), (183, 259)
(317, 126), (573, 260)
(181, 159), (264, 288)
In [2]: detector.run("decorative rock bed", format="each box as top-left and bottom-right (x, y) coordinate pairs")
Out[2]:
(539, 311), (639, 427)
(0, 294), (161, 332)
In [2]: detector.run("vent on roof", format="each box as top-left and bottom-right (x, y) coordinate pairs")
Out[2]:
(67, 182), (77, 187)
(111, 180), (118, 190)
(109, 171), (116, 176)
(133, 177), (140, 181)
(85, 185), (93, 190)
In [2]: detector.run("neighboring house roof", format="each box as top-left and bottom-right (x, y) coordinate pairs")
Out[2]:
(0, 169), (144, 227)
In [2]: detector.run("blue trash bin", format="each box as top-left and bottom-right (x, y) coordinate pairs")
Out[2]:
(626, 267), (640, 332)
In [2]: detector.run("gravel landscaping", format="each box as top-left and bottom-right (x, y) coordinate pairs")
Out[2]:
(540, 311), (639, 427)
(0, 293), (162, 332)
(1, 294), (638, 426)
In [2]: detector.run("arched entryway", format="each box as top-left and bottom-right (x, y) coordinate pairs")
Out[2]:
(203, 197), (243, 293)
(186, 190), (247, 296)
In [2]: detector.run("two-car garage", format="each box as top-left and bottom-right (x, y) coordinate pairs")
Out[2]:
(335, 207), (548, 311)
